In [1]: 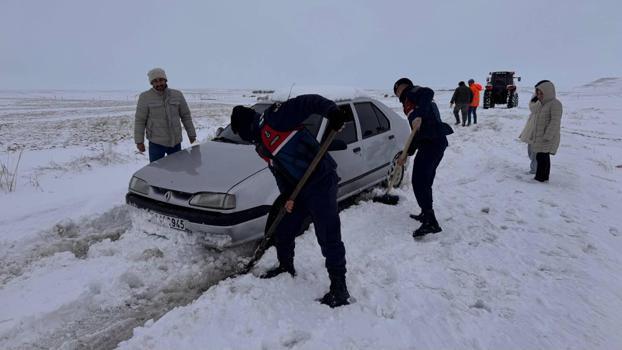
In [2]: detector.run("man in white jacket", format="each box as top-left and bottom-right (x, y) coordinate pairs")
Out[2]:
(134, 68), (196, 162)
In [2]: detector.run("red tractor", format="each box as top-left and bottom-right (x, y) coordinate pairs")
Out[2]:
(483, 71), (521, 109)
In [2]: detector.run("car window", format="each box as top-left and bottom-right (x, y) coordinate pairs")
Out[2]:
(370, 103), (390, 132)
(355, 102), (388, 139)
(303, 114), (323, 138)
(334, 104), (357, 144)
(252, 103), (273, 114)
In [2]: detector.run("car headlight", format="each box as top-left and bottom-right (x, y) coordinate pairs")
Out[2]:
(129, 176), (150, 195)
(189, 192), (236, 209)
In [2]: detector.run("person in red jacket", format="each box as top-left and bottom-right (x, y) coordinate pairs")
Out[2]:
(468, 79), (483, 125)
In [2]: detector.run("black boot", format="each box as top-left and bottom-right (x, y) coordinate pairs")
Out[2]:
(260, 263), (296, 279)
(409, 212), (425, 222)
(319, 274), (350, 308)
(413, 210), (442, 238)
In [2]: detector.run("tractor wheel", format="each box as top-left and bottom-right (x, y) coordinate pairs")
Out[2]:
(483, 91), (491, 109)
(507, 93), (518, 108)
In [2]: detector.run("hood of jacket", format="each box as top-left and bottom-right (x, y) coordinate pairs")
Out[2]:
(536, 81), (556, 104)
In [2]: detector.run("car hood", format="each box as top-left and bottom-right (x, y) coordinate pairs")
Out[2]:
(133, 141), (267, 194)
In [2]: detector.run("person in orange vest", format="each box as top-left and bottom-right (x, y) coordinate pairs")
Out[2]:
(468, 79), (483, 125)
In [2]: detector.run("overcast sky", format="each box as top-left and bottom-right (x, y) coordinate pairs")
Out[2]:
(1, 0), (620, 91)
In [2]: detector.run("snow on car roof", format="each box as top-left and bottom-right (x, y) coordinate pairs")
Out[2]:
(269, 85), (369, 102)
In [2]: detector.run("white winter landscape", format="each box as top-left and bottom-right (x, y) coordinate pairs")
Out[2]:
(1, 79), (621, 349)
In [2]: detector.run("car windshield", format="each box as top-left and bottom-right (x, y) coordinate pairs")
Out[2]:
(213, 102), (324, 145)
(213, 103), (273, 145)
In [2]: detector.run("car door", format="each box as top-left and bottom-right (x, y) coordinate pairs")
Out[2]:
(353, 101), (397, 184)
(321, 103), (366, 198)
(314, 103), (365, 198)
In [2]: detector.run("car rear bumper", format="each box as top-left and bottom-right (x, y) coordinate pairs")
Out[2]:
(126, 192), (271, 246)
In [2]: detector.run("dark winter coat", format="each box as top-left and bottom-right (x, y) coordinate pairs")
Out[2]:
(403, 87), (450, 153)
(450, 85), (473, 105)
(250, 94), (340, 195)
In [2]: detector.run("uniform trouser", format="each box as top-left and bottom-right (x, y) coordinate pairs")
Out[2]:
(148, 142), (181, 162)
(535, 152), (551, 181)
(275, 173), (346, 276)
(412, 143), (446, 212)
(453, 104), (469, 125)
(468, 106), (478, 124)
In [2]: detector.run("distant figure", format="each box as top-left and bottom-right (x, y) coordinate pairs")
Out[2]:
(134, 68), (196, 162)
(450, 81), (473, 126)
(468, 79), (483, 125)
(519, 80), (562, 181)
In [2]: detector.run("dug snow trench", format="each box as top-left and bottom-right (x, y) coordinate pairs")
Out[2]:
(0, 205), (257, 349)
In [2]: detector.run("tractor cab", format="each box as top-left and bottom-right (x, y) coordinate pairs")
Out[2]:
(483, 71), (521, 109)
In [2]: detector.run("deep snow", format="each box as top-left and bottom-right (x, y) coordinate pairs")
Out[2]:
(1, 81), (621, 350)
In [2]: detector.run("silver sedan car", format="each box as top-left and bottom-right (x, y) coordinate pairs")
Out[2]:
(126, 93), (410, 247)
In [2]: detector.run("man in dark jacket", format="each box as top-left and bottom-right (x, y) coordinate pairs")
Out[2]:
(230, 94), (350, 308)
(394, 78), (450, 238)
(450, 81), (473, 126)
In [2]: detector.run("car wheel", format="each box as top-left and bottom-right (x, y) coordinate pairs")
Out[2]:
(264, 195), (311, 246)
(384, 152), (405, 188)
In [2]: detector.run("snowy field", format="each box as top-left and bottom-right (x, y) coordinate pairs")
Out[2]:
(1, 80), (621, 350)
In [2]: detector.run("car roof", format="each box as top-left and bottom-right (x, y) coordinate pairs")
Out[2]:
(268, 86), (370, 103)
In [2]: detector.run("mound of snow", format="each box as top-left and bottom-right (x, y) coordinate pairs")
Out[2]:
(576, 77), (622, 95)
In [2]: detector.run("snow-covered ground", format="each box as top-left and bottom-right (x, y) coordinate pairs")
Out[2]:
(1, 80), (621, 349)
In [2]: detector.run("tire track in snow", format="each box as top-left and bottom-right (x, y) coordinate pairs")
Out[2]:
(0, 206), (258, 350)
(0, 206), (131, 285)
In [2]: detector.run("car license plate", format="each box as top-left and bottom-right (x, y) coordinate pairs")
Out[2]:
(153, 213), (186, 232)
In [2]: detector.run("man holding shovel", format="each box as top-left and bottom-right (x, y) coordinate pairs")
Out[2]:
(393, 78), (450, 238)
(230, 94), (350, 308)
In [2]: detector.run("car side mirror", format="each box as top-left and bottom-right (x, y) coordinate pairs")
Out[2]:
(328, 139), (347, 151)
(216, 127), (224, 136)
(517, 76), (521, 82)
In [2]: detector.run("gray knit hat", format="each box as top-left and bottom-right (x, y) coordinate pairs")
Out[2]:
(147, 68), (167, 83)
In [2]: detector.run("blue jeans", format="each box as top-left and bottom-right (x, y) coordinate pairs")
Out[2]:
(148, 142), (181, 162)
(527, 144), (537, 174)
(468, 106), (478, 124)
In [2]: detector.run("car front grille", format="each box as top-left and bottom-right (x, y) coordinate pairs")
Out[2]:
(150, 186), (193, 201)
(126, 192), (271, 227)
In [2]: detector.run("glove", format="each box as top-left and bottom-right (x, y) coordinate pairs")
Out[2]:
(327, 108), (347, 131)
(530, 95), (539, 103)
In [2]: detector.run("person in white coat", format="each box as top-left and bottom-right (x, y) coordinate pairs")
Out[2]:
(519, 80), (562, 182)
